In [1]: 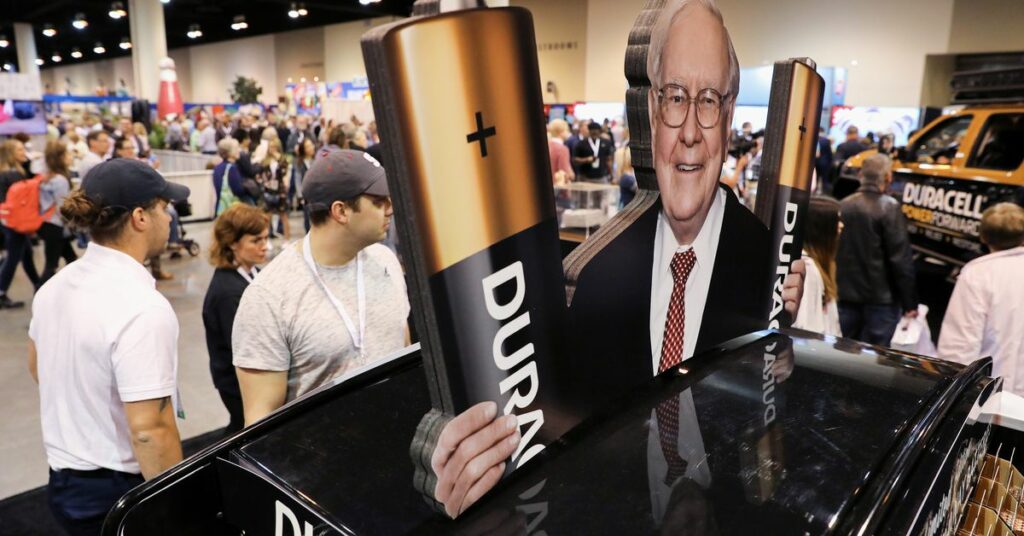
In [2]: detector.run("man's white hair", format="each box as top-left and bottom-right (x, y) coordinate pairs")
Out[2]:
(646, 0), (740, 98)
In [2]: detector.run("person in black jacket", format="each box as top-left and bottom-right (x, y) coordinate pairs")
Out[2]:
(202, 204), (269, 434)
(836, 154), (918, 345)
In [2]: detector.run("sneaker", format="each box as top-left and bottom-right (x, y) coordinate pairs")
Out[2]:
(0, 295), (25, 309)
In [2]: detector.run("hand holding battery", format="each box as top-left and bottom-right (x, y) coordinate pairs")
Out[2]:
(782, 259), (806, 319)
(431, 401), (521, 518)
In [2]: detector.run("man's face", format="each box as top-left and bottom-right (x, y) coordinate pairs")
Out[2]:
(119, 119), (132, 133)
(347, 195), (393, 246)
(117, 140), (136, 159)
(144, 200), (173, 257)
(589, 127), (601, 140)
(91, 134), (110, 155)
(650, 7), (734, 237)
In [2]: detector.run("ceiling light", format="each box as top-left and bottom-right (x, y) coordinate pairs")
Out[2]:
(288, 3), (300, 18)
(119, 37), (132, 50)
(2, 63), (12, 71)
(0, 35), (8, 48)
(51, 53), (62, 63)
(300, 77), (306, 83)
(109, 2), (127, 19)
(35, 58), (44, 66)
(71, 48), (83, 58)
(42, 24), (57, 37)
(231, 15), (248, 31)
(359, 0), (380, 5)
(73, 13), (89, 30)
(161, 0), (170, 3)
(297, 3), (308, 15)
(187, 24), (203, 39)
(94, 42), (106, 54)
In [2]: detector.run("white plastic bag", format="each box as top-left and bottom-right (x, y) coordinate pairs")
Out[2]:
(890, 304), (937, 356)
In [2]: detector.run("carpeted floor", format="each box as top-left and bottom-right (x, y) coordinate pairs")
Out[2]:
(0, 429), (226, 536)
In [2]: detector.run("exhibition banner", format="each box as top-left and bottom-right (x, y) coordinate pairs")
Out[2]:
(894, 172), (1017, 265)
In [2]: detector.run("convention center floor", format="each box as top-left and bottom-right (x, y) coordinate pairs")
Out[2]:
(0, 215), (303, 500)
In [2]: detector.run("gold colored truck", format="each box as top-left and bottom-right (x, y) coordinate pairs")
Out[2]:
(841, 104), (1023, 267)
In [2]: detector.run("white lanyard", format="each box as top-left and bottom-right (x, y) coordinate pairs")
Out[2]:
(236, 266), (256, 283)
(302, 233), (366, 353)
(588, 137), (601, 169)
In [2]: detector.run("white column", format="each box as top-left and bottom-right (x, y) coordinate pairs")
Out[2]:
(13, 23), (39, 76)
(128, 0), (169, 101)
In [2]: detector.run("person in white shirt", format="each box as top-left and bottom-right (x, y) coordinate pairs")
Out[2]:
(76, 130), (110, 180)
(28, 158), (189, 535)
(794, 196), (843, 337)
(938, 203), (1024, 395)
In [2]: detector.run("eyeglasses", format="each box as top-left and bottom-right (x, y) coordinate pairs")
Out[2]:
(656, 84), (730, 129)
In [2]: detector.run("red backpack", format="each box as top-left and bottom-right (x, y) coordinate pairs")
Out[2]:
(0, 175), (56, 234)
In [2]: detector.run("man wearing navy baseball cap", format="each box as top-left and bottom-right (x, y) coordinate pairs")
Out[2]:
(233, 149), (410, 425)
(28, 158), (190, 534)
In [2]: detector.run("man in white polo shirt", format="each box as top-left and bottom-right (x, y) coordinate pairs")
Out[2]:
(28, 158), (189, 535)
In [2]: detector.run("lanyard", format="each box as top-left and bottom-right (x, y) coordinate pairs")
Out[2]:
(236, 266), (257, 283)
(588, 137), (601, 168)
(302, 233), (366, 353)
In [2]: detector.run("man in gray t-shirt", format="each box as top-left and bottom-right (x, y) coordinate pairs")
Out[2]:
(232, 149), (410, 425)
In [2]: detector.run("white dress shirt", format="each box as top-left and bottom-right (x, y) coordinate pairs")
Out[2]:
(938, 246), (1024, 395)
(29, 243), (179, 473)
(650, 187), (726, 372)
(647, 389), (713, 524)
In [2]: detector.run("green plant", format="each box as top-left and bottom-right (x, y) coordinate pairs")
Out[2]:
(229, 76), (263, 104)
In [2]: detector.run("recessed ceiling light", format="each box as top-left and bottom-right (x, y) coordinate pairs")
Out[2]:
(288, 3), (300, 18)
(2, 63), (12, 72)
(94, 42), (106, 54)
(71, 48), (83, 58)
(73, 13), (89, 30)
(120, 37), (132, 50)
(42, 24), (57, 37)
(851, 59), (859, 66)
(187, 24), (203, 39)
(0, 35), (9, 48)
(51, 53), (62, 63)
(35, 58), (44, 66)
(109, 2), (127, 19)
(297, 3), (308, 15)
(231, 15), (248, 31)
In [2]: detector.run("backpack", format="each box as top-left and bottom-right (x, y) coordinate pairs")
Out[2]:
(0, 175), (55, 234)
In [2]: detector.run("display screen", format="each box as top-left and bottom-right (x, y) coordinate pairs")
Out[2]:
(0, 100), (47, 135)
(828, 106), (920, 147)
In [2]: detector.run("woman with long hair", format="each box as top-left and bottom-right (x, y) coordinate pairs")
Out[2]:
(0, 138), (42, 307)
(202, 203), (269, 434)
(292, 137), (316, 232)
(793, 195), (843, 336)
(258, 138), (290, 240)
(38, 140), (78, 284)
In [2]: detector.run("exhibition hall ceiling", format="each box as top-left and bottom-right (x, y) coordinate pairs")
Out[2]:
(0, 0), (417, 69)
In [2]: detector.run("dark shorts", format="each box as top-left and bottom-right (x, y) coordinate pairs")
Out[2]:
(48, 468), (144, 536)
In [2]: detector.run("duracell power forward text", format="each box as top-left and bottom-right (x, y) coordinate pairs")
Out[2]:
(754, 58), (825, 330)
(362, 5), (569, 471)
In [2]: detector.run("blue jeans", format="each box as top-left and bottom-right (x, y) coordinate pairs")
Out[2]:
(168, 204), (182, 245)
(47, 468), (144, 536)
(838, 302), (901, 346)
(0, 224), (41, 294)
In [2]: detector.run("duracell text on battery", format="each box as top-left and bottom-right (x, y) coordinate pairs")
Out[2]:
(482, 261), (547, 468)
(768, 202), (800, 330)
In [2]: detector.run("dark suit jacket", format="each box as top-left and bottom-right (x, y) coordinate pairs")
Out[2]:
(566, 185), (772, 407)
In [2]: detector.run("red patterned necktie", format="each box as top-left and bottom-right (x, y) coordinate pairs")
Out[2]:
(656, 249), (696, 485)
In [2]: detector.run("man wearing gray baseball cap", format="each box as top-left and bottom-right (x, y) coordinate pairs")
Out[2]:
(232, 149), (410, 425)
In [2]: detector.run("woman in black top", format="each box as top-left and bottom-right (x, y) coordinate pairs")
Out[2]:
(0, 139), (41, 308)
(202, 204), (269, 434)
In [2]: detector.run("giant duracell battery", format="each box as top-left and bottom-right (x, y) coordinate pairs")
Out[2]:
(754, 58), (825, 330)
(361, 1), (571, 480)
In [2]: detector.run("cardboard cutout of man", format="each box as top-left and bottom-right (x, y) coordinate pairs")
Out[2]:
(426, 0), (805, 518)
